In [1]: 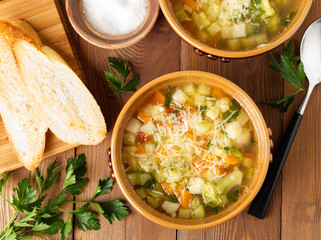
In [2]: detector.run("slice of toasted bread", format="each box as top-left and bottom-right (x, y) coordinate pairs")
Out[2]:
(0, 35), (47, 170)
(14, 40), (107, 145)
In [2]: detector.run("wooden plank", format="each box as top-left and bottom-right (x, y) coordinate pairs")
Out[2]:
(0, 0), (84, 173)
(178, 39), (284, 239)
(282, 1), (321, 238)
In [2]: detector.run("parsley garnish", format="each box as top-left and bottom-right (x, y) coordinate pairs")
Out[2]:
(200, 105), (208, 119)
(105, 57), (140, 96)
(213, 206), (220, 214)
(205, 139), (212, 150)
(168, 195), (179, 202)
(226, 189), (240, 202)
(0, 154), (129, 240)
(165, 86), (172, 108)
(265, 41), (306, 112)
(283, 11), (296, 26)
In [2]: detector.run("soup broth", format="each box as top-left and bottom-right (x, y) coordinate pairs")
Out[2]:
(170, 0), (294, 51)
(122, 83), (258, 218)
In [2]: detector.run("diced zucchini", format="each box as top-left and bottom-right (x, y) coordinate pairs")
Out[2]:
(161, 201), (180, 215)
(221, 26), (233, 38)
(196, 122), (213, 135)
(226, 121), (242, 139)
(183, 3), (193, 14)
(127, 172), (152, 186)
(175, 9), (189, 22)
(197, 84), (211, 95)
(234, 128), (251, 146)
(227, 39), (241, 51)
(136, 188), (148, 199)
(241, 157), (254, 168)
(182, 83), (196, 96)
(237, 111), (249, 126)
(204, 1), (221, 22)
(217, 168), (243, 193)
(207, 22), (221, 36)
(172, 88), (189, 104)
(232, 23), (246, 38)
(145, 143), (156, 154)
(191, 205), (205, 219)
(178, 207), (191, 218)
(147, 196), (162, 209)
(188, 177), (205, 194)
(140, 121), (157, 135)
(192, 12), (211, 30)
(123, 133), (136, 146)
(215, 97), (231, 112)
(194, 95), (206, 106)
(125, 118), (142, 135)
(206, 106), (220, 120)
(146, 189), (164, 198)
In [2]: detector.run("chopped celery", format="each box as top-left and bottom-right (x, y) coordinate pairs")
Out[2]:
(217, 168), (243, 193)
(146, 189), (164, 198)
(127, 172), (152, 186)
(182, 83), (196, 96)
(183, 4), (193, 14)
(237, 111), (250, 126)
(175, 9), (189, 22)
(192, 12), (211, 30)
(191, 205), (205, 218)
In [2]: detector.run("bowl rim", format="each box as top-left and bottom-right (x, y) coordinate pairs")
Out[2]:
(158, 0), (313, 58)
(111, 71), (270, 229)
(65, 0), (160, 49)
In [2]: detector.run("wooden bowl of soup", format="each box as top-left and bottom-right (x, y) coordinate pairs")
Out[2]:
(111, 71), (270, 229)
(159, 0), (312, 58)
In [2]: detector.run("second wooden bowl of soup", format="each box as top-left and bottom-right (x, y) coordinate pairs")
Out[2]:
(159, 0), (312, 58)
(111, 71), (270, 229)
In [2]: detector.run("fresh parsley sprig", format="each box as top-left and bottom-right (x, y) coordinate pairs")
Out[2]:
(105, 57), (140, 96)
(265, 40), (306, 112)
(0, 154), (129, 240)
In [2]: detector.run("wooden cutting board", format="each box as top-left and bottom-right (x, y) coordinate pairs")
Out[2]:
(0, 0), (86, 173)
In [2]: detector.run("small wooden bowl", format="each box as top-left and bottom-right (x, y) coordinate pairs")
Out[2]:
(66, 0), (159, 48)
(159, 0), (312, 58)
(111, 71), (270, 230)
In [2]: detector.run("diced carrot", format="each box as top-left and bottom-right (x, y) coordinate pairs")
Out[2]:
(156, 182), (163, 192)
(183, 20), (194, 32)
(211, 87), (225, 98)
(244, 153), (255, 159)
(151, 91), (166, 105)
(137, 111), (151, 123)
(226, 166), (235, 174)
(135, 144), (146, 155)
(224, 155), (238, 165)
(206, 154), (215, 161)
(183, 0), (197, 9)
(155, 157), (162, 165)
(175, 184), (184, 197)
(181, 190), (192, 209)
(187, 132), (194, 140)
(215, 165), (226, 175)
(136, 131), (153, 143)
(162, 182), (174, 195)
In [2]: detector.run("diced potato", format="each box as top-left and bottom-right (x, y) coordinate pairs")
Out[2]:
(254, 32), (268, 45)
(232, 23), (246, 38)
(182, 83), (196, 96)
(194, 95), (206, 106)
(237, 111), (250, 126)
(226, 121), (242, 139)
(192, 12), (211, 30)
(189, 177), (205, 194)
(241, 157), (254, 168)
(175, 9), (190, 22)
(127, 172), (152, 186)
(196, 30), (210, 42)
(191, 205), (205, 219)
(217, 167), (243, 193)
(145, 143), (156, 154)
(215, 97), (231, 112)
(234, 128), (251, 146)
(147, 196), (162, 209)
(172, 88), (189, 104)
(268, 15), (280, 32)
(207, 22), (221, 36)
(183, 3), (193, 13)
(197, 84), (211, 95)
(123, 133), (136, 146)
(221, 26), (233, 38)
(140, 121), (157, 135)
(227, 39), (241, 51)
(161, 201), (180, 215)
(125, 118), (142, 134)
(196, 122), (213, 135)
(178, 208), (191, 218)
(204, 1), (221, 22)
(206, 106), (220, 120)
(136, 188), (148, 199)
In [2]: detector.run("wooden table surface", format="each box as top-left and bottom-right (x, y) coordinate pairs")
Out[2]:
(1, 0), (321, 239)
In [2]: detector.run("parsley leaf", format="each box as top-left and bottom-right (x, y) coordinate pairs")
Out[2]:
(93, 178), (113, 198)
(265, 41), (306, 112)
(105, 57), (140, 95)
(36, 160), (61, 194)
(75, 211), (100, 231)
(0, 172), (11, 193)
(60, 215), (72, 240)
(99, 200), (130, 224)
(165, 86), (172, 108)
(226, 189), (240, 202)
(283, 11), (296, 26)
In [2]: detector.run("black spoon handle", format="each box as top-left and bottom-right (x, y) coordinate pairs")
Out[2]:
(248, 111), (303, 219)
